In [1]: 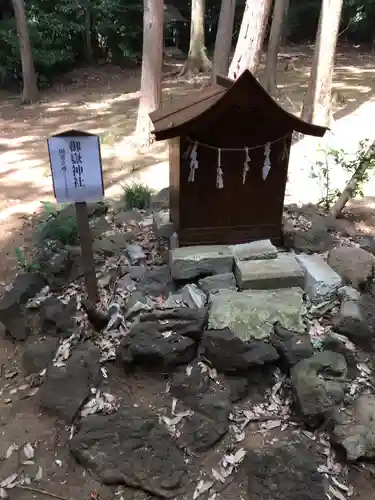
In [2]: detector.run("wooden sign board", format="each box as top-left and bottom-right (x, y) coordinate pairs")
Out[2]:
(47, 129), (104, 203)
(47, 130), (102, 303)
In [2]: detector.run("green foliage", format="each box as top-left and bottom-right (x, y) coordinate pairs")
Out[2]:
(123, 182), (153, 210)
(37, 202), (78, 245)
(311, 140), (375, 211)
(15, 247), (40, 272)
(38, 214), (78, 245)
(40, 200), (60, 218)
(0, 0), (143, 86)
(2, 0), (375, 88)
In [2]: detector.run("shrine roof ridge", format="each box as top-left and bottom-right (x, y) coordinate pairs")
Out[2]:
(150, 70), (328, 141)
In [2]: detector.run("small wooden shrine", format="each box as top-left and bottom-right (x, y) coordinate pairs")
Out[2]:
(150, 70), (327, 246)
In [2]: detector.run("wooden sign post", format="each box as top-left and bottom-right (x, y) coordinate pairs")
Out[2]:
(47, 130), (104, 303)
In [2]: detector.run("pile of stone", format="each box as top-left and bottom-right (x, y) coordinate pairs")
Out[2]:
(3, 200), (375, 500)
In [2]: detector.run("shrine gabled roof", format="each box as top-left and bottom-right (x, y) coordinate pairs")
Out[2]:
(150, 70), (328, 141)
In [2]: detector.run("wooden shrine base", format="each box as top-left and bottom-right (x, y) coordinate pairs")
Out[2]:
(177, 224), (283, 247)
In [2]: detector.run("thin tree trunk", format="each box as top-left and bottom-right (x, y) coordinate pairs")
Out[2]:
(11, 0), (38, 103)
(330, 141), (375, 218)
(84, 1), (93, 63)
(181, 0), (211, 75)
(212, 0), (236, 82)
(135, 0), (164, 146)
(228, 0), (273, 80)
(301, 0), (343, 127)
(263, 0), (290, 96)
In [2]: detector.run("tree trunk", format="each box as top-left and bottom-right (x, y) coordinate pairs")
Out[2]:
(11, 0), (38, 103)
(181, 0), (211, 75)
(301, 0), (343, 127)
(212, 0), (236, 82)
(330, 141), (375, 218)
(84, 1), (93, 63)
(228, 0), (273, 80)
(135, 0), (164, 146)
(263, 0), (290, 96)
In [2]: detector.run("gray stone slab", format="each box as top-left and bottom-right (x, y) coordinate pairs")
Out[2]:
(198, 273), (237, 293)
(295, 253), (342, 303)
(170, 245), (233, 280)
(235, 254), (304, 290)
(230, 239), (278, 261)
(208, 288), (306, 341)
(153, 209), (175, 239)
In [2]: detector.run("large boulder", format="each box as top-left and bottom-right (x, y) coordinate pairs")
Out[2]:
(291, 351), (347, 418)
(328, 246), (375, 289)
(70, 407), (189, 498)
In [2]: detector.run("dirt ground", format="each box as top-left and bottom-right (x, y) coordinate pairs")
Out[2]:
(1, 45), (375, 499)
(1, 45), (375, 284)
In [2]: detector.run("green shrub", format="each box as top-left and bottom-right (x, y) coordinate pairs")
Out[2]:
(123, 182), (153, 210)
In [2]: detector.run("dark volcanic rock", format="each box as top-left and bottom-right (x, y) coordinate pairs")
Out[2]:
(177, 413), (228, 453)
(331, 394), (375, 460)
(40, 297), (76, 338)
(322, 333), (358, 379)
(271, 322), (314, 372)
(226, 376), (252, 403)
(23, 337), (59, 374)
(246, 434), (326, 500)
(202, 328), (279, 373)
(139, 308), (208, 341)
(291, 351), (347, 418)
(288, 225), (334, 254)
(70, 407), (188, 498)
(171, 364), (231, 424)
(117, 322), (197, 369)
(0, 272), (45, 341)
(136, 266), (175, 297)
(40, 344), (101, 422)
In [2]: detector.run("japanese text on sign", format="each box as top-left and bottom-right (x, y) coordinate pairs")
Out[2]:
(47, 134), (103, 203)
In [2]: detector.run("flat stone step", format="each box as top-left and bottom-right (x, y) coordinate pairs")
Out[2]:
(295, 253), (342, 303)
(230, 239), (278, 261)
(170, 245), (233, 280)
(235, 254), (304, 290)
(208, 288), (306, 341)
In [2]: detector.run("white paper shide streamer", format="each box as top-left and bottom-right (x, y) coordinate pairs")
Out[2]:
(243, 147), (250, 184)
(262, 142), (272, 180)
(216, 148), (224, 189)
(188, 142), (199, 182)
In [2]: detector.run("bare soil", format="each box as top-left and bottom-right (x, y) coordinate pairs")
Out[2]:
(1, 46), (375, 499)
